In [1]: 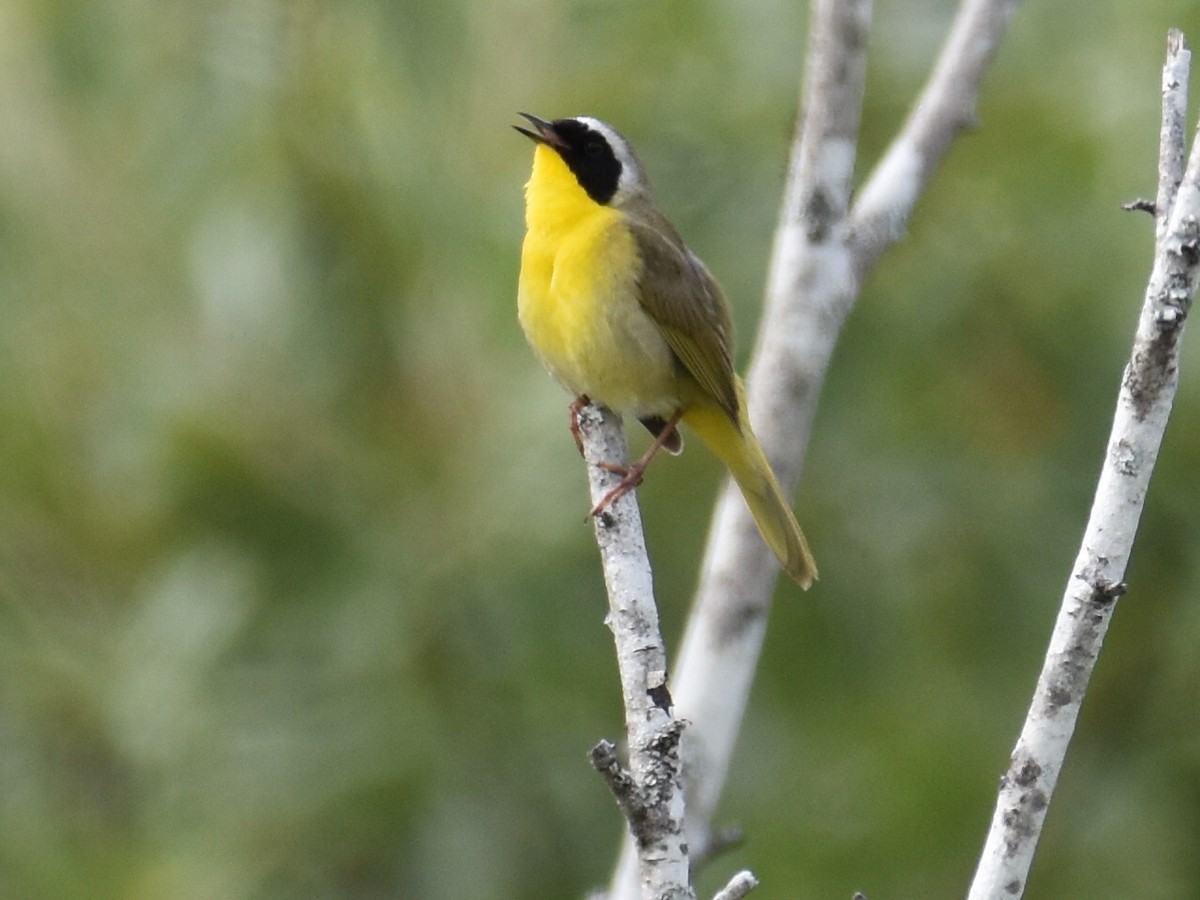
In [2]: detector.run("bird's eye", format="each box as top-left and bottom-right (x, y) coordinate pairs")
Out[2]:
(584, 137), (604, 157)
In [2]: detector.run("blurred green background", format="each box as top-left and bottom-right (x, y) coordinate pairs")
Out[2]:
(2, 0), (1199, 897)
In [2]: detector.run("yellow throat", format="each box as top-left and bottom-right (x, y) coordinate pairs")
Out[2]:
(517, 144), (675, 415)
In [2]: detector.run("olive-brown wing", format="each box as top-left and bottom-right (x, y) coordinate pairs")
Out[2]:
(629, 217), (739, 423)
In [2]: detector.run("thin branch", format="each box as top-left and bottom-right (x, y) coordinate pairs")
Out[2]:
(711, 870), (759, 900)
(588, 740), (643, 840)
(608, 3), (1023, 893)
(576, 402), (693, 899)
(849, 0), (1022, 275)
(967, 31), (1197, 900)
(1156, 28), (1191, 242)
(589, 726), (687, 851)
(1122, 197), (1157, 215)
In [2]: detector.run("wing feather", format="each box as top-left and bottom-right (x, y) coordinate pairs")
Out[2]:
(629, 215), (740, 423)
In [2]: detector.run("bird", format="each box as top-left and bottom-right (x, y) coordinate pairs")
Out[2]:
(514, 113), (817, 589)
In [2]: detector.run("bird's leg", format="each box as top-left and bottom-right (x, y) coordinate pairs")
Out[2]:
(569, 395), (591, 457)
(589, 410), (683, 518)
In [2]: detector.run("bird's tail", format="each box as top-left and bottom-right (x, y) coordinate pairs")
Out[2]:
(683, 390), (817, 589)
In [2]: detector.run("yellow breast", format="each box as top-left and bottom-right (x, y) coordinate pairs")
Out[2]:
(518, 146), (678, 416)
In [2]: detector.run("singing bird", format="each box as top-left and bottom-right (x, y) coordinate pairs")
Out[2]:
(515, 114), (817, 588)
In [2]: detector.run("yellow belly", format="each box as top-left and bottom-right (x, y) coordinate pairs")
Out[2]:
(518, 208), (679, 417)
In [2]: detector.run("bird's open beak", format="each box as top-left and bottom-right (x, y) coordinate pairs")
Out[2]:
(514, 113), (566, 149)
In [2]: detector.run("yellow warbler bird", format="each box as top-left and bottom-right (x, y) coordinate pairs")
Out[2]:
(515, 114), (817, 588)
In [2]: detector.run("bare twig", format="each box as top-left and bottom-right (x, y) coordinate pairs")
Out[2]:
(1156, 29), (1191, 242)
(589, 726), (687, 852)
(849, 0), (1022, 274)
(588, 741), (643, 837)
(711, 870), (759, 900)
(967, 31), (1196, 900)
(1122, 197), (1157, 215)
(576, 402), (693, 899)
(607, 3), (1023, 893)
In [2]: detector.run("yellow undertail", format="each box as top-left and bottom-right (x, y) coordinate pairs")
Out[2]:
(682, 389), (817, 589)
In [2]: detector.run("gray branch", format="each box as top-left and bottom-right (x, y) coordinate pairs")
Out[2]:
(576, 402), (693, 900)
(1156, 29), (1191, 242)
(661, 1), (874, 875)
(849, 0), (1022, 274)
(966, 30), (1197, 899)
(710, 870), (759, 900)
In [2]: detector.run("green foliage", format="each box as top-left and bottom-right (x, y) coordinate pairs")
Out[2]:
(1, 0), (1197, 897)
